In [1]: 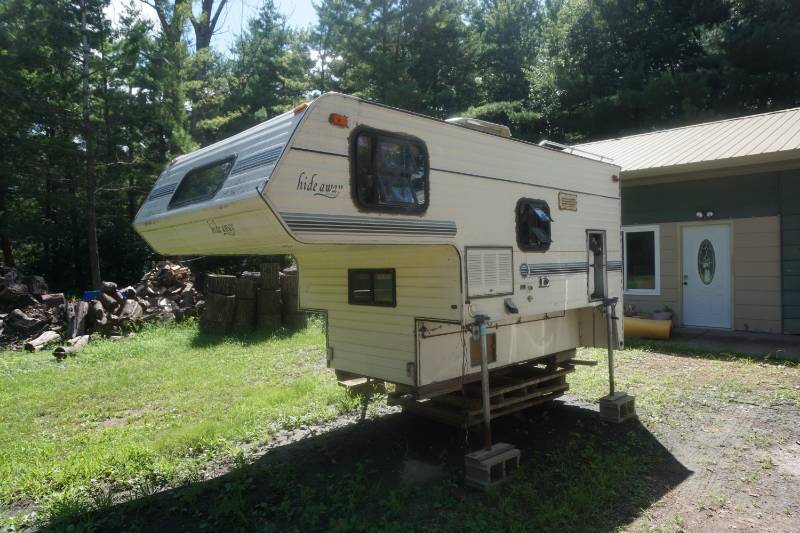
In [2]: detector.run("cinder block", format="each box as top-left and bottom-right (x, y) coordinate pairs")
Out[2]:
(599, 392), (637, 423)
(464, 443), (520, 490)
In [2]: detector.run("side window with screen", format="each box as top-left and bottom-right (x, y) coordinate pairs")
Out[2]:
(352, 129), (428, 212)
(516, 198), (553, 252)
(169, 157), (235, 208)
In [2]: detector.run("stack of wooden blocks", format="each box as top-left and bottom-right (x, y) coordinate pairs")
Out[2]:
(200, 263), (306, 334)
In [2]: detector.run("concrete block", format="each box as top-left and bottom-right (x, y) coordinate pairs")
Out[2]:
(599, 392), (637, 423)
(464, 442), (520, 490)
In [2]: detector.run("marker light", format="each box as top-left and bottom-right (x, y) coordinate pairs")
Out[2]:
(329, 113), (349, 128)
(292, 102), (308, 114)
(611, 174), (620, 182)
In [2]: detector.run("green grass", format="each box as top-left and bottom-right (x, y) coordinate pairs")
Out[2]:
(0, 321), (353, 513)
(3, 326), (800, 531)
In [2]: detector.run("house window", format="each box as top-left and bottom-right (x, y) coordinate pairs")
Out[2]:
(516, 198), (552, 251)
(348, 269), (396, 307)
(622, 225), (660, 295)
(169, 157), (235, 208)
(352, 128), (428, 212)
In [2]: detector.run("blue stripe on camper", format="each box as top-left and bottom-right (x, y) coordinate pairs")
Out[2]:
(280, 213), (457, 237)
(147, 182), (178, 201)
(230, 146), (284, 176)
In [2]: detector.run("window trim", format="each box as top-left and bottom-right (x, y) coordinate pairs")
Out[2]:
(622, 224), (661, 296)
(347, 268), (397, 307)
(515, 198), (553, 252)
(349, 126), (430, 214)
(168, 155), (237, 209)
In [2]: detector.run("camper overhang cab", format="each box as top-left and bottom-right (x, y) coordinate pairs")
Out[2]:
(134, 92), (623, 410)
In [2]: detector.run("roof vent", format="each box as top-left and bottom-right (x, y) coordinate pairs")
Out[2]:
(445, 117), (511, 138)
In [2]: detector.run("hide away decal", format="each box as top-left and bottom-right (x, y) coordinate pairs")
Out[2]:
(296, 172), (345, 199)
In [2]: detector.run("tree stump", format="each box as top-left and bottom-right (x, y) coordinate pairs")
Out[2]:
(205, 274), (237, 296)
(284, 313), (308, 330)
(257, 289), (282, 315)
(256, 314), (282, 330)
(235, 276), (258, 300)
(259, 263), (280, 290)
(199, 293), (236, 334)
(232, 298), (256, 333)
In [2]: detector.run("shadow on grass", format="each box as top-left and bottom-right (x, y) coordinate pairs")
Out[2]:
(189, 326), (299, 348)
(42, 401), (691, 532)
(626, 337), (800, 367)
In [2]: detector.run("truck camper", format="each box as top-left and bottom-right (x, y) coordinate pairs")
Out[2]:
(134, 92), (624, 425)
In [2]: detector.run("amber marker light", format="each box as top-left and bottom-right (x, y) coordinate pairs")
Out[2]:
(328, 113), (349, 128)
(292, 102), (308, 114)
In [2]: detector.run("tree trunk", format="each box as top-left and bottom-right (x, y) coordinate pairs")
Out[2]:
(81, 0), (101, 289)
(0, 232), (13, 268)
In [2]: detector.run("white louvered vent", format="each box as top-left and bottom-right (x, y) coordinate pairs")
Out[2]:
(466, 247), (514, 298)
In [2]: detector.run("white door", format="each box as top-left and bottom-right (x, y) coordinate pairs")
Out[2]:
(682, 225), (732, 328)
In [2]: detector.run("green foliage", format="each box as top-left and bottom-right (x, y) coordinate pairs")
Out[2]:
(1, 0), (798, 288)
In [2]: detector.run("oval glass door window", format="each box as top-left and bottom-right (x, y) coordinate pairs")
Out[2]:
(697, 239), (715, 285)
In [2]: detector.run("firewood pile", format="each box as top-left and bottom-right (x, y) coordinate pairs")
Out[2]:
(200, 263), (307, 335)
(0, 262), (203, 355)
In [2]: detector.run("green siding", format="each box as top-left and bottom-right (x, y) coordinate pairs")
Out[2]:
(780, 173), (800, 333)
(621, 173), (780, 226)
(621, 167), (800, 334)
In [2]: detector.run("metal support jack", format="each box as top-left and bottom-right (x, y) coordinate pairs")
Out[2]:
(598, 298), (637, 422)
(464, 315), (520, 490)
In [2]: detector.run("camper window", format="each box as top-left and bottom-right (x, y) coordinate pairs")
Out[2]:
(516, 199), (552, 251)
(348, 269), (396, 307)
(352, 129), (428, 212)
(169, 157), (235, 208)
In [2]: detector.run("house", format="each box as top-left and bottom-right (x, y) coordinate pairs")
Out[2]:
(574, 107), (800, 334)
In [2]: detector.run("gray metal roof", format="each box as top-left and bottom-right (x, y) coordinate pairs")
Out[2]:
(573, 107), (800, 176)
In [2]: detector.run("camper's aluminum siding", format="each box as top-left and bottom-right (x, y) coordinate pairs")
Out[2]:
(297, 245), (461, 385)
(133, 109), (305, 255)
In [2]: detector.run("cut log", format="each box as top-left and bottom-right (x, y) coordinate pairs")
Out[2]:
(235, 276), (257, 299)
(257, 289), (282, 314)
(89, 299), (107, 327)
(118, 299), (143, 321)
(0, 282), (28, 303)
(199, 293), (236, 334)
(205, 274), (237, 296)
(6, 308), (44, 332)
(256, 313), (282, 330)
(25, 330), (60, 351)
(120, 286), (137, 299)
(66, 300), (90, 338)
(259, 263), (280, 290)
(40, 293), (66, 308)
(232, 298), (256, 333)
(53, 334), (90, 358)
(279, 273), (298, 295)
(180, 289), (196, 308)
(99, 292), (118, 311)
(100, 280), (118, 295)
(284, 312), (308, 330)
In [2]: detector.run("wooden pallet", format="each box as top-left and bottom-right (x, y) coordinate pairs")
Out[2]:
(390, 362), (575, 427)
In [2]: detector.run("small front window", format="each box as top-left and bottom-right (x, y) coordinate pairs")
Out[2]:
(352, 129), (428, 212)
(348, 269), (396, 307)
(622, 225), (660, 295)
(516, 198), (552, 251)
(169, 157), (235, 208)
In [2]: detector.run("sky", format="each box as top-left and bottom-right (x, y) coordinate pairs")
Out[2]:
(105, 0), (319, 53)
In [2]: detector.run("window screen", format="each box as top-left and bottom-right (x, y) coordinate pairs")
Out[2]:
(169, 157), (235, 208)
(348, 269), (396, 307)
(516, 198), (552, 251)
(622, 225), (660, 295)
(353, 129), (428, 212)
